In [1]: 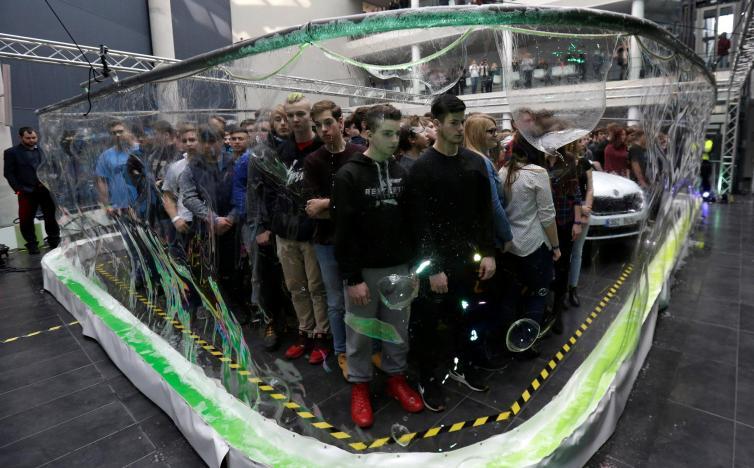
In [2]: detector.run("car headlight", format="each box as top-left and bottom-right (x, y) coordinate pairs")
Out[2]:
(628, 191), (645, 212)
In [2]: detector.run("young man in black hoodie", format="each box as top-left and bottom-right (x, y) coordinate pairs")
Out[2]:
(405, 94), (496, 412)
(333, 104), (423, 428)
(255, 93), (328, 364)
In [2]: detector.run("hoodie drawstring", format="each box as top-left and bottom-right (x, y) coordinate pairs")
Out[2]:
(374, 160), (393, 196)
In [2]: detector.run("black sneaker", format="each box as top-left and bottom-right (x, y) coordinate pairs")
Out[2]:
(568, 286), (581, 307)
(262, 322), (279, 351)
(552, 314), (564, 335)
(514, 343), (541, 361)
(540, 310), (555, 338)
(418, 378), (446, 412)
(449, 365), (489, 392)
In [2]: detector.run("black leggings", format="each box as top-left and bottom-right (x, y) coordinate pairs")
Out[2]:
(553, 223), (575, 301)
(409, 263), (485, 380)
(503, 244), (554, 325)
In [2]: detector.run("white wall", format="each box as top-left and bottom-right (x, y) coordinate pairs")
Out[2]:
(230, 0), (364, 110)
(231, 0), (362, 43)
(1, 64), (16, 229)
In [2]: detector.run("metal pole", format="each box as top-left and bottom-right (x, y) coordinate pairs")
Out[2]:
(411, 0), (422, 95)
(627, 0), (644, 126)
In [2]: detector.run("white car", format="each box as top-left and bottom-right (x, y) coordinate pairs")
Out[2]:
(587, 171), (648, 240)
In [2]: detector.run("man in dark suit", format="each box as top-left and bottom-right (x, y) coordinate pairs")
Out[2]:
(3, 126), (60, 254)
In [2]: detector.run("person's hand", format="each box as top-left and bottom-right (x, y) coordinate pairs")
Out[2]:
(215, 217), (233, 234)
(429, 272), (448, 294)
(552, 247), (561, 261)
(572, 223), (582, 241)
(503, 241), (513, 253)
(105, 206), (116, 217)
(582, 205), (592, 217)
(305, 198), (329, 218)
(479, 256), (496, 280)
(256, 230), (272, 246)
(174, 218), (189, 233)
(347, 282), (370, 306)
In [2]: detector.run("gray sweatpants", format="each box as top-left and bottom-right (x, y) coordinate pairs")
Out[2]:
(346, 264), (411, 383)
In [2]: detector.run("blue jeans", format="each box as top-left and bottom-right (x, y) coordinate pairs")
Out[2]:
(569, 222), (590, 288)
(314, 244), (346, 354)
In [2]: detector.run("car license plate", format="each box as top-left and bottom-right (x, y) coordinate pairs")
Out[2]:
(605, 217), (624, 227)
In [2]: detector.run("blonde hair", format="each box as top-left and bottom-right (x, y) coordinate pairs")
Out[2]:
(463, 113), (497, 157)
(286, 92), (306, 105)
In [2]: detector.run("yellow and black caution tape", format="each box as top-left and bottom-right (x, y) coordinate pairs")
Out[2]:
(94, 263), (355, 444)
(0, 320), (80, 344)
(347, 264), (634, 451)
(96, 261), (632, 452)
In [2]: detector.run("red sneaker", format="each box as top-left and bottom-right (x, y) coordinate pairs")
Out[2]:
(386, 374), (423, 413)
(351, 383), (373, 428)
(308, 333), (329, 364)
(284, 332), (311, 360)
(309, 346), (327, 364)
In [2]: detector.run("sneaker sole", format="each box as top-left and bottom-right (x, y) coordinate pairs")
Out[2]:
(448, 372), (488, 392)
(417, 385), (445, 412)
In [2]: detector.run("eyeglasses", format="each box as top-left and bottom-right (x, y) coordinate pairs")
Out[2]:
(485, 128), (499, 135)
(110, 129), (124, 136)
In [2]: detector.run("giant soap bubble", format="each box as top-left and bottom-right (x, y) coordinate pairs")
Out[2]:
(35, 5), (715, 467)
(499, 27), (619, 155)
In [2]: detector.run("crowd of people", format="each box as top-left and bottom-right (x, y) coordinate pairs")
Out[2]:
(5, 91), (661, 430)
(450, 42), (636, 96)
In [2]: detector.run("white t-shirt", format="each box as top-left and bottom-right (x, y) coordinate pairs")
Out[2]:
(161, 156), (193, 222)
(498, 164), (555, 257)
(469, 64), (480, 78)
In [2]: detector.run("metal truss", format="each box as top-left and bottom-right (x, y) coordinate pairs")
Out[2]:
(0, 32), (426, 107)
(0, 32), (176, 74)
(717, 0), (754, 196)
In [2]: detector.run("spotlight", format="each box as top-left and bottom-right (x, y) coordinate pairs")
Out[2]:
(702, 191), (710, 199)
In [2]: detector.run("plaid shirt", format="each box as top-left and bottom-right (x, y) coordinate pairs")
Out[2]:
(546, 157), (582, 226)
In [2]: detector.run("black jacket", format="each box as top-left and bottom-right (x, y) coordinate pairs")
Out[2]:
(3, 144), (44, 193)
(256, 137), (322, 241)
(332, 154), (413, 285)
(404, 147), (494, 276)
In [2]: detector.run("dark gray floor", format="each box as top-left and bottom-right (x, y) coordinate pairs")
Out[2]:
(88, 232), (631, 453)
(588, 197), (754, 468)
(0, 197), (750, 467)
(0, 253), (204, 467)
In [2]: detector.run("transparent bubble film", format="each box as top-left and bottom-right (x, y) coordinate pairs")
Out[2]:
(37, 5), (714, 466)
